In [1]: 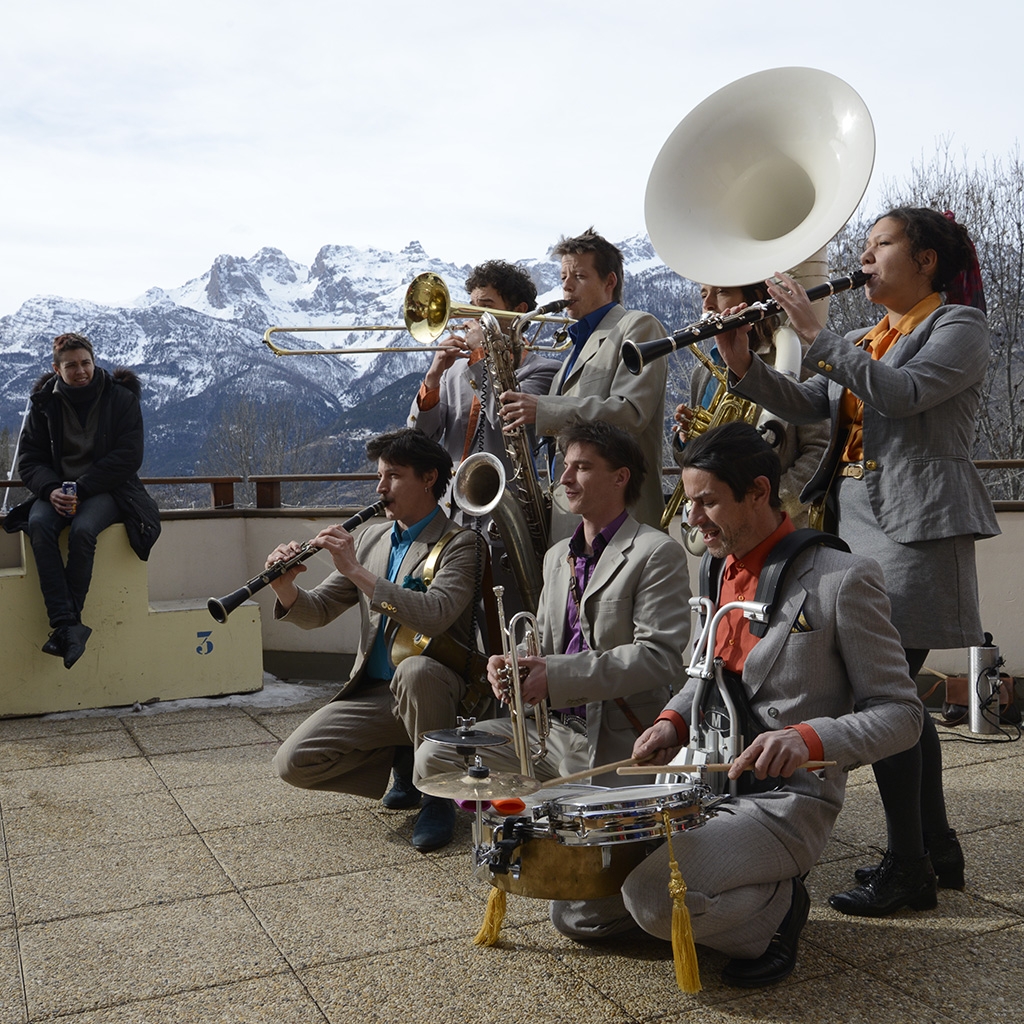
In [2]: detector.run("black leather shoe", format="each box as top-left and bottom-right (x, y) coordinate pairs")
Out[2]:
(854, 831), (965, 891)
(830, 850), (936, 916)
(382, 776), (422, 809)
(411, 796), (455, 852)
(382, 746), (422, 809)
(42, 628), (68, 657)
(721, 877), (809, 988)
(62, 623), (92, 669)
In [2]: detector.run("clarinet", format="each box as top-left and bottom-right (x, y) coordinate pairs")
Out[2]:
(207, 500), (385, 622)
(621, 271), (868, 375)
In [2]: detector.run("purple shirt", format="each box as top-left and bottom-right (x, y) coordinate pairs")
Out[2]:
(557, 509), (629, 718)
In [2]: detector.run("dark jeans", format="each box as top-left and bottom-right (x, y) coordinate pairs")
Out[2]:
(25, 493), (121, 627)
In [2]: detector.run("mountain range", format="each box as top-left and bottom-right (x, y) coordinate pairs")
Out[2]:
(0, 235), (700, 499)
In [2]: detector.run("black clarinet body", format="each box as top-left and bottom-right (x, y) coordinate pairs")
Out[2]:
(207, 500), (385, 623)
(621, 271), (868, 375)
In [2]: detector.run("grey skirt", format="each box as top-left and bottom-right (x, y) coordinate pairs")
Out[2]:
(836, 476), (983, 650)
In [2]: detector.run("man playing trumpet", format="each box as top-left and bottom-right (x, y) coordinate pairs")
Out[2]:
(269, 428), (487, 852)
(416, 419), (690, 807)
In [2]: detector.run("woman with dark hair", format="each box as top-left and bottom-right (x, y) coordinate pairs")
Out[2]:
(672, 281), (829, 527)
(714, 207), (1000, 916)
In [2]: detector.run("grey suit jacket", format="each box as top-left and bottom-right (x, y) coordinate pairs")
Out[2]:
(535, 306), (668, 540)
(539, 515), (690, 780)
(731, 304), (1000, 543)
(408, 349), (561, 508)
(666, 543), (923, 872)
(275, 510), (481, 699)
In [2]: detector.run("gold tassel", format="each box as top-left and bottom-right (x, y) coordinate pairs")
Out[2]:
(663, 810), (701, 993)
(473, 886), (507, 946)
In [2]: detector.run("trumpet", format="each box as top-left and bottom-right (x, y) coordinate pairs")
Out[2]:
(207, 500), (385, 622)
(622, 272), (868, 375)
(262, 272), (575, 356)
(493, 585), (549, 776)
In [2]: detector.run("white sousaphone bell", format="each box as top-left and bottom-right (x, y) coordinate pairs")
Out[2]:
(644, 66), (875, 289)
(643, 67), (875, 554)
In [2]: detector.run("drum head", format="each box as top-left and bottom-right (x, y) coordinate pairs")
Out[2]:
(550, 783), (708, 846)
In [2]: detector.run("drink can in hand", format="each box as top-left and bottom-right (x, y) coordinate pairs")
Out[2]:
(61, 481), (77, 517)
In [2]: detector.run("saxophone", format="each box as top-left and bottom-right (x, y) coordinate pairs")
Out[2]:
(452, 305), (568, 613)
(663, 324), (802, 553)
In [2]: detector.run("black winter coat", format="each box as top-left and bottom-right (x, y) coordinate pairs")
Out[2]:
(3, 367), (161, 559)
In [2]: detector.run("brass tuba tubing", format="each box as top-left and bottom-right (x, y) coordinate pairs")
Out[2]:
(622, 271), (868, 375)
(207, 500), (385, 623)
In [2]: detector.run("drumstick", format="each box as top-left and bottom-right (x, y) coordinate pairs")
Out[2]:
(540, 757), (643, 789)
(616, 760), (836, 776)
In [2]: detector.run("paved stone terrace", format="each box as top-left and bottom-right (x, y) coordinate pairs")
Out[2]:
(1, 680), (1021, 1023)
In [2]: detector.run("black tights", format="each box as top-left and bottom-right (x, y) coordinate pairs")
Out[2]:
(870, 647), (950, 858)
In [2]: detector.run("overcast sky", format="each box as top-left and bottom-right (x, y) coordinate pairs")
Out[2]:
(1, 0), (1017, 316)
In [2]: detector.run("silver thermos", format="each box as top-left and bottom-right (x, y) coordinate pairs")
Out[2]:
(968, 634), (1001, 735)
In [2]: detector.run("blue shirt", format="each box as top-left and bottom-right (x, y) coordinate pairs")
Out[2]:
(557, 301), (618, 393)
(364, 506), (440, 680)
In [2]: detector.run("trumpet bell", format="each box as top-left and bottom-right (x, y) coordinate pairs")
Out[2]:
(645, 66), (875, 285)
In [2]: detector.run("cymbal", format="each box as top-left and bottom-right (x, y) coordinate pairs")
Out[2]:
(421, 727), (510, 749)
(417, 770), (540, 800)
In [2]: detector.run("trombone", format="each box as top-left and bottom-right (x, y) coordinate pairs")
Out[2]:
(262, 271), (574, 356)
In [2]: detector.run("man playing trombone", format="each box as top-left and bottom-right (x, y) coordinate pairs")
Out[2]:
(408, 260), (560, 613)
(268, 428), (487, 852)
(416, 420), (690, 810)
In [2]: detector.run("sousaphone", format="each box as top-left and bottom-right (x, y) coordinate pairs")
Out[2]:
(644, 66), (875, 288)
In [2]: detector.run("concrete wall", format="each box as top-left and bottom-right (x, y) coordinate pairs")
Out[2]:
(1, 525), (263, 717)
(154, 509), (1024, 680)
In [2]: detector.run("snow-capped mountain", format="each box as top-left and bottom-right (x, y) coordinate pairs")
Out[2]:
(0, 236), (699, 481)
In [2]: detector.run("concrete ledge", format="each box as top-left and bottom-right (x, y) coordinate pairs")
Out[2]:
(0, 526), (263, 717)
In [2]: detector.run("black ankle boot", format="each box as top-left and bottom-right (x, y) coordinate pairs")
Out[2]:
(830, 850), (937, 917)
(925, 829), (965, 890)
(382, 746), (421, 809)
(854, 829), (965, 891)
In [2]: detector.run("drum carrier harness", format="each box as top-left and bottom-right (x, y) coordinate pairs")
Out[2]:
(688, 528), (849, 795)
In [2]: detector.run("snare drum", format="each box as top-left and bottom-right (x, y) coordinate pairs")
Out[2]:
(549, 783), (711, 847)
(475, 782), (713, 900)
(475, 785), (653, 900)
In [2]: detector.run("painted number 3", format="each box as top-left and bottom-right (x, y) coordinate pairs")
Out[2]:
(196, 631), (214, 655)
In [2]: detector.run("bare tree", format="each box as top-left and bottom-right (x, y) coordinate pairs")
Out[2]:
(199, 395), (332, 507)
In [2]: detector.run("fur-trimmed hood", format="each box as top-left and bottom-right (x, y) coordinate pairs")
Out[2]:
(30, 366), (142, 399)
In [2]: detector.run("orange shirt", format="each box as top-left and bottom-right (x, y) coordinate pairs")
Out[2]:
(840, 293), (942, 462)
(716, 514), (795, 672)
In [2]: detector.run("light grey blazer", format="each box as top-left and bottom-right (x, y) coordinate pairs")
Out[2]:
(275, 510), (481, 699)
(731, 304), (1000, 543)
(539, 515), (691, 781)
(535, 305), (668, 540)
(408, 349), (561, 486)
(667, 543), (924, 872)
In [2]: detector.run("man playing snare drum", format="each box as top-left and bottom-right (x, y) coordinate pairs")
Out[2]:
(554, 423), (923, 988)
(416, 419), (691, 828)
